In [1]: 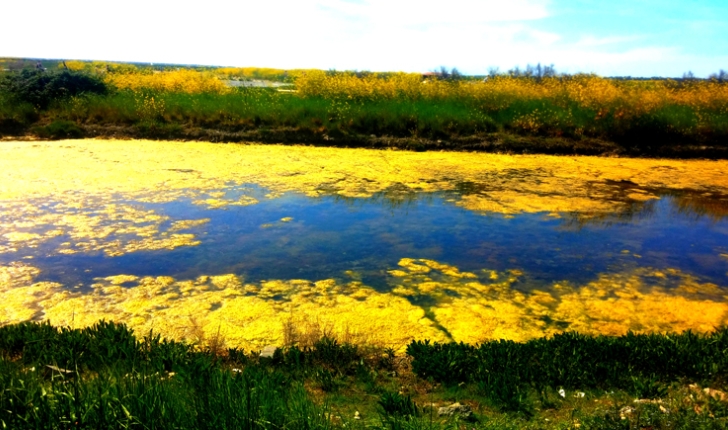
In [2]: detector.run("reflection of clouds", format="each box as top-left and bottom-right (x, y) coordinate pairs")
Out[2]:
(3, 259), (727, 352)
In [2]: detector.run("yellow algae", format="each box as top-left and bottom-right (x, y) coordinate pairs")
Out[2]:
(8, 266), (445, 351)
(2, 260), (728, 350)
(101, 235), (201, 257)
(552, 270), (728, 336)
(192, 195), (258, 209)
(0, 263), (41, 290)
(484, 270), (499, 280)
(193, 199), (229, 209)
(169, 219), (210, 232)
(283, 293), (447, 350)
(3, 140), (728, 257)
(387, 270), (409, 277)
(458, 192), (620, 216)
(386, 259), (728, 343)
(392, 285), (418, 295)
(398, 258), (431, 274)
(238, 195), (259, 206)
(4, 232), (42, 242)
(103, 275), (139, 285)
(397, 258), (481, 280)
(0, 199), (208, 257)
(412, 282), (442, 294)
(1, 282), (64, 324)
(0, 264), (64, 323)
(210, 274), (244, 290)
(433, 299), (546, 344)
(627, 193), (655, 201)
(3, 139), (728, 212)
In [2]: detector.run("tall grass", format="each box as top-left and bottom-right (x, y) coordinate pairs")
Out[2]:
(407, 329), (728, 415)
(0, 321), (334, 429)
(2, 65), (728, 154)
(2, 321), (728, 428)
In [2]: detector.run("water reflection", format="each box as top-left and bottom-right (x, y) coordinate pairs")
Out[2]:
(560, 189), (728, 228)
(1, 185), (726, 291)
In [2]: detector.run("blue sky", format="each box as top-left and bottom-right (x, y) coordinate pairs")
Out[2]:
(2, 0), (727, 77)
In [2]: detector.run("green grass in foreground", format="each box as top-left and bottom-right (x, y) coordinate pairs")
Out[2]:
(2, 321), (728, 429)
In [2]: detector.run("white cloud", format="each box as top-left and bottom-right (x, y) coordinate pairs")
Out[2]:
(1, 0), (722, 76)
(0, 0), (554, 71)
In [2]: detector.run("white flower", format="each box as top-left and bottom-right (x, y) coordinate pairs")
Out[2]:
(558, 388), (566, 398)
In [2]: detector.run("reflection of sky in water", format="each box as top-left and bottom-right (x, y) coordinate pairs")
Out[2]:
(7, 183), (727, 290)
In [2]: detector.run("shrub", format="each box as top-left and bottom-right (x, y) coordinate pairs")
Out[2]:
(378, 391), (419, 417)
(407, 329), (728, 392)
(33, 120), (84, 139)
(0, 69), (108, 109)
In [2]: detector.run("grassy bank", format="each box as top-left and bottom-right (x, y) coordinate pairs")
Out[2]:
(2, 321), (728, 429)
(1, 65), (728, 157)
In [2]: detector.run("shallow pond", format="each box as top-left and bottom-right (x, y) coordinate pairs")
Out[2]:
(1, 140), (728, 350)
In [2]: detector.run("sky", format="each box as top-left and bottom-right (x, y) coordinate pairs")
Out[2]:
(2, 0), (727, 77)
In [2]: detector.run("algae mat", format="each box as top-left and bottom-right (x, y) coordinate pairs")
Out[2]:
(1, 139), (728, 351)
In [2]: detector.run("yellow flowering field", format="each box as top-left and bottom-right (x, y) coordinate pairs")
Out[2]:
(296, 70), (728, 119)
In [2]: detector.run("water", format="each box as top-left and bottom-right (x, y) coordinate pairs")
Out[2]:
(7, 184), (727, 291)
(2, 140), (728, 347)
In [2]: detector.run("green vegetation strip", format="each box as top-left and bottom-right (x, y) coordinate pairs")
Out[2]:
(2, 69), (728, 157)
(407, 331), (728, 415)
(2, 321), (728, 428)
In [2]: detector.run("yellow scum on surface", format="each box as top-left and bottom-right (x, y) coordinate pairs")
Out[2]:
(386, 259), (728, 344)
(0, 264), (447, 351)
(2, 140), (728, 256)
(0, 198), (209, 257)
(2, 140), (728, 202)
(2, 259), (727, 351)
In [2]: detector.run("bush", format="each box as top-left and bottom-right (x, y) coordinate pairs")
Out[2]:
(0, 69), (108, 109)
(33, 120), (84, 139)
(407, 329), (728, 392)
